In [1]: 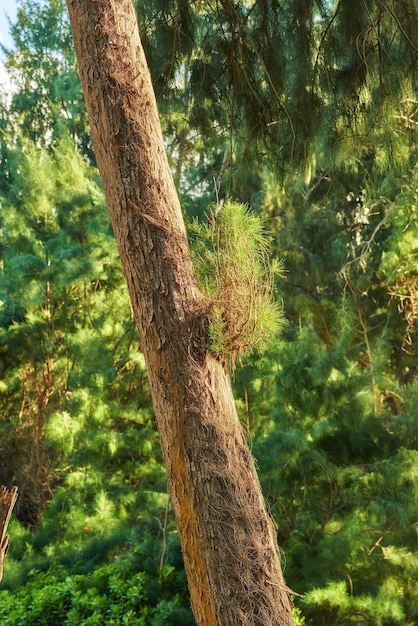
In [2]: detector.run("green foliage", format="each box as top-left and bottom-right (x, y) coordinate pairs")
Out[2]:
(304, 580), (408, 626)
(0, 559), (194, 625)
(236, 314), (418, 625)
(3, 0), (90, 154)
(231, 145), (418, 624)
(1, 2), (417, 625)
(190, 202), (284, 366)
(291, 601), (306, 626)
(136, 0), (418, 203)
(0, 133), (162, 532)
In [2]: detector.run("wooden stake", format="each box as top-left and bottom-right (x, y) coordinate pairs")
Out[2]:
(0, 486), (18, 582)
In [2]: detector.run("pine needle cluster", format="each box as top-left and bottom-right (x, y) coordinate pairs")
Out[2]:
(190, 202), (284, 368)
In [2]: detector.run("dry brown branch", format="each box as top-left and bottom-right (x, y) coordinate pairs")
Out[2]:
(389, 278), (418, 353)
(0, 486), (18, 582)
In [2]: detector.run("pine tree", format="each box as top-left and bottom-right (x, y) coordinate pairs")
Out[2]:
(65, 0), (295, 622)
(3, 0), (90, 153)
(1, 1), (417, 623)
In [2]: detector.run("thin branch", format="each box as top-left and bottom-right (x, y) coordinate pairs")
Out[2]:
(0, 486), (18, 582)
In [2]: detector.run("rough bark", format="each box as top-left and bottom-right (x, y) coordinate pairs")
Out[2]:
(65, 1), (295, 624)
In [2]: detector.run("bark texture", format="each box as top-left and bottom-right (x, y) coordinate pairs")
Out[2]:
(66, 1), (295, 624)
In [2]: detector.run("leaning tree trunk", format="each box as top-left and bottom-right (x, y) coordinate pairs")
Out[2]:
(66, 1), (295, 624)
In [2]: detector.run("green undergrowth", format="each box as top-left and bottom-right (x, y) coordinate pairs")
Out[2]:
(0, 559), (194, 626)
(1, 511), (194, 625)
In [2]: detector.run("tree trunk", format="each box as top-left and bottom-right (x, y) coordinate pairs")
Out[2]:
(65, 1), (295, 623)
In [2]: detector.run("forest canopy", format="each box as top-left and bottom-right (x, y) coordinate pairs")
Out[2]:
(0, 1), (417, 624)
